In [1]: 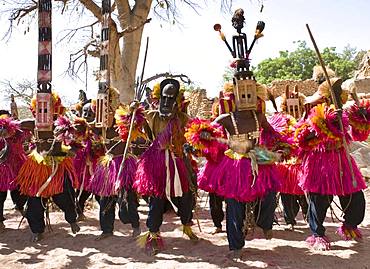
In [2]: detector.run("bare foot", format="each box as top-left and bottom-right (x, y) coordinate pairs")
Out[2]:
(211, 227), (223, 235)
(263, 229), (273, 240)
(226, 249), (242, 261)
(95, 232), (113, 241)
(284, 224), (295, 231)
(70, 222), (80, 234)
(76, 213), (86, 222)
(31, 233), (43, 242)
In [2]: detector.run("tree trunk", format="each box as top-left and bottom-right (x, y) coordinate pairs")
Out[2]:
(109, 23), (126, 102)
(119, 29), (143, 104)
(78, 0), (152, 104)
(118, 0), (152, 104)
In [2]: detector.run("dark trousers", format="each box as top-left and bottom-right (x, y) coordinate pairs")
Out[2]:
(76, 190), (91, 214)
(99, 189), (140, 234)
(308, 191), (365, 237)
(147, 192), (193, 233)
(226, 191), (276, 251)
(281, 194), (308, 225)
(0, 189), (27, 221)
(254, 191), (277, 231)
(25, 176), (77, 234)
(209, 193), (224, 229)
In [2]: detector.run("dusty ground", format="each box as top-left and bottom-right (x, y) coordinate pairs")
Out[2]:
(1, 188), (370, 269)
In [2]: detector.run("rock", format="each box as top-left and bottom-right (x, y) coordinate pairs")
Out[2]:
(350, 141), (370, 170)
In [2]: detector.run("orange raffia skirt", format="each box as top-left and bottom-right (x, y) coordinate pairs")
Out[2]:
(17, 150), (79, 198)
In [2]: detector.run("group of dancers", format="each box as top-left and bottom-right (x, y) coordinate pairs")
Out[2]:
(1, 65), (369, 258)
(1, 6), (369, 260)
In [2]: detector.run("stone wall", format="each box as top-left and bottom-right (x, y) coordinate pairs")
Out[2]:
(353, 78), (370, 94)
(18, 106), (33, 119)
(269, 79), (318, 97)
(185, 89), (215, 119)
(352, 51), (370, 95)
(355, 50), (370, 79)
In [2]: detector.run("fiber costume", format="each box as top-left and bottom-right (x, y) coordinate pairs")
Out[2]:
(17, 113), (80, 241)
(16, 0), (79, 242)
(90, 144), (140, 239)
(193, 9), (284, 258)
(297, 75), (369, 250)
(272, 87), (308, 229)
(88, 0), (141, 240)
(73, 116), (104, 220)
(0, 113), (28, 232)
(89, 97), (141, 239)
(134, 78), (197, 255)
(189, 109), (282, 250)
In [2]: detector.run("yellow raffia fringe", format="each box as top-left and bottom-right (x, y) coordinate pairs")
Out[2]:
(224, 149), (250, 160)
(348, 229), (359, 240)
(99, 154), (113, 167)
(311, 104), (341, 142)
(182, 225), (199, 240)
(152, 83), (161, 99)
(137, 231), (151, 248)
(30, 150), (66, 166)
(137, 231), (161, 248)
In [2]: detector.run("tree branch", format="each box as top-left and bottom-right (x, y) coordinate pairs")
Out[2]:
(116, 0), (131, 18)
(55, 0), (69, 14)
(67, 39), (99, 79)
(9, 1), (37, 25)
(142, 72), (192, 85)
(0, 79), (35, 105)
(78, 0), (101, 19)
(117, 18), (151, 38)
(57, 20), (99, 44)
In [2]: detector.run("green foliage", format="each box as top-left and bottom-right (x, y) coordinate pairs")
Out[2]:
(182, 83), (196, 92)
(251, 40), (365, 84)
(222, 66), (234, 82)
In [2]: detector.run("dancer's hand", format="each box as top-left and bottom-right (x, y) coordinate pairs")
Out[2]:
(129, 100), (140, 111)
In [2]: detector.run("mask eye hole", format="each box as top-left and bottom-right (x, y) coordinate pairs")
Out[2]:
(242, 94), (246, 98)
(247, 94), (251, 98)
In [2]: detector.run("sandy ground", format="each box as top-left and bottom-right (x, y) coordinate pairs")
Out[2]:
(1, 188), (370, 269)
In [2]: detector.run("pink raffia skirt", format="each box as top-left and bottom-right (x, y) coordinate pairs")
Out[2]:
(90, 154), (137, 197)
(73, 149), (97, 193)
(198, 155), (281, 202)
(299, 147), (367, 195)
(133, 147), (189, 198)
(277, 163), (304, 195)
(0, 143), (27, 191)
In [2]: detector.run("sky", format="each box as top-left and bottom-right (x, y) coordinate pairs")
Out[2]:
(0, 0), (370, 109)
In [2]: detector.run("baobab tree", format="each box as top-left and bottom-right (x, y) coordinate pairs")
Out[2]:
(1, 0), (252, 103)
